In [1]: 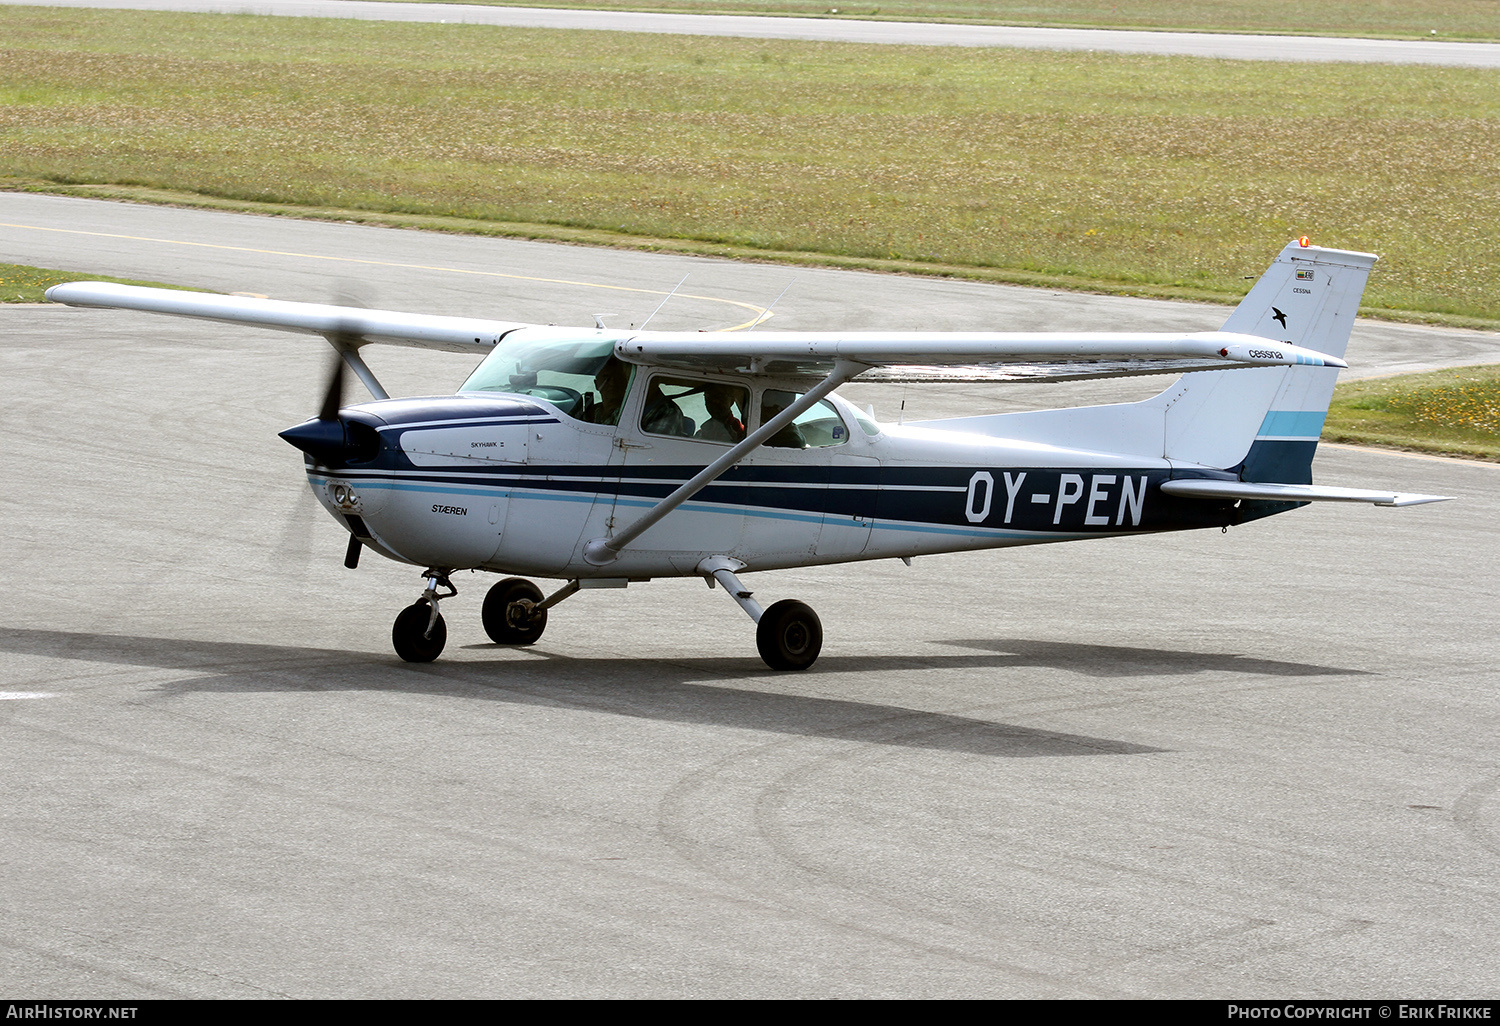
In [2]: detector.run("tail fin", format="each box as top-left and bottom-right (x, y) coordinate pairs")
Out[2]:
(913, 240), (1376, 482)
(1160, 240), (1376, 480)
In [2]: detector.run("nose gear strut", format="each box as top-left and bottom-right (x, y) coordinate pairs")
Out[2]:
(392, 569), (456, 662)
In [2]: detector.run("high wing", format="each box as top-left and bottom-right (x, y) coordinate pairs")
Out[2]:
(45, 282), (530, 353)
(46, 281), (1345, 380)
(615, 330), (1345, 382)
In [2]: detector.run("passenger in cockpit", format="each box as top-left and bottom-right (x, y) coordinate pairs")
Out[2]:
(695, 384), (747, 443)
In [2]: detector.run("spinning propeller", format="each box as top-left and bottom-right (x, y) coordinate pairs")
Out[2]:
(277, 324), (368, 569)
(278, 325), (359, 463)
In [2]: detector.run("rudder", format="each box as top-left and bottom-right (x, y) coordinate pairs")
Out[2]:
(1161, 239), (1376, 481)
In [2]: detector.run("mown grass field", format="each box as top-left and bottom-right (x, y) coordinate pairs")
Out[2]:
(393, 1), (1500, 42)
(3, 7), (1499, 326)
(0, 262), (195, 304)
(1326, 365), (1500, 460)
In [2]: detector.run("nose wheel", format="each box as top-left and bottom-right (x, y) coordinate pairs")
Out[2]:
(392, 570), (455, 663)
(392, 602), (447, 662)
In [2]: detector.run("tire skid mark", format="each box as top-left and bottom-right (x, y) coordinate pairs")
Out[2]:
(657, 723), (1129, 997)
(745, 708), (1429, 996)
(749, 721), (1241, 991)
(1453, 773), (1500, 861)
(0, 914), (290, 999)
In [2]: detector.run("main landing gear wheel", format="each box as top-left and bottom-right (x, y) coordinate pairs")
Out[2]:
(756, 599), (822, 671)
(393, 602), (447, 663)
(482, 578), (548, 645)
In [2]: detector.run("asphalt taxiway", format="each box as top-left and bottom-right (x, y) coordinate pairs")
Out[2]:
(10, 0), (1500, 67)
(2, 194), (1498, 998)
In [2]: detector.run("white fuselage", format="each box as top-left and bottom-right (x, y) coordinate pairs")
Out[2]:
(307, 385), (1189, 581)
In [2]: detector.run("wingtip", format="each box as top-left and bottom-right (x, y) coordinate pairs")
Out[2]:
(44, 281), (125, 305)
(1378, 494), (1455, 507)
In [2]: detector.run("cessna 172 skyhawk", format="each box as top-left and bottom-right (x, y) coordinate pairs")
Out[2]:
(47, 238), (1447, 670)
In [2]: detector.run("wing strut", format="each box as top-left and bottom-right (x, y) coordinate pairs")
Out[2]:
(582, 359), (868, 566)
(324, 334), (390, 401)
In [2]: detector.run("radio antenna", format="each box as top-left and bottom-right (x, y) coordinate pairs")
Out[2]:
(639, 274), (689, 330)
(750, 277), (797, 329)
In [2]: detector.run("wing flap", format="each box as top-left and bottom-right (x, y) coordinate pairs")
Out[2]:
(618, 330), (1346, 379)
(853, 358), (1262, 383)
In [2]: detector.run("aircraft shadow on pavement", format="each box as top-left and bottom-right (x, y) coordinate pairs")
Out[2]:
(935, 638), (1373, 679)
(0, 627), (1368, 758)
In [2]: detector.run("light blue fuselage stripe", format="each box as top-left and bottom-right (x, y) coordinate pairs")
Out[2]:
(1257, 410), (1327, 438)
(309, 474), (1057, 540)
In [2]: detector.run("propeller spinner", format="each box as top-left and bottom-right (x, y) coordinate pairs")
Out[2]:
(278, 350), (352, 463)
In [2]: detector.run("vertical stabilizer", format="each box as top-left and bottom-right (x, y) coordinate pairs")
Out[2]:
(1161, 240), (1376, 479)
(907, 241), (1376, 487)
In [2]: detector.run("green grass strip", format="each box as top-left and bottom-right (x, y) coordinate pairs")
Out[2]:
(0, 261), (203, 304)
(4, 8), (1500, 327)
(1326, 365), (1500, 460)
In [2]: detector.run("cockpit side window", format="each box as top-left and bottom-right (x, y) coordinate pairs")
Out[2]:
(581, 357), (634, 426)
(640, 376), (749, 443)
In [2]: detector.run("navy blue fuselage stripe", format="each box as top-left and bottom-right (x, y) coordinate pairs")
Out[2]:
(1240, 439), (1318, 486)
(322, 463), (1239, 533)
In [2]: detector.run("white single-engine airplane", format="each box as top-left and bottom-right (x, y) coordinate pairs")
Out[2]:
(47, 238), (1448, 670)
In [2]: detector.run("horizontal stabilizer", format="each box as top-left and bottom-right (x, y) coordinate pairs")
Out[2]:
(1160, 479), (1452, 507)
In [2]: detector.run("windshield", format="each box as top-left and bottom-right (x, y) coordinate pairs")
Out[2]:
(460, 335), (624, 422)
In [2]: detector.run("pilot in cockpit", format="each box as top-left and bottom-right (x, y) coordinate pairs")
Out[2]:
(584, 356), (632, 426)
(641, 379), (692, 436)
